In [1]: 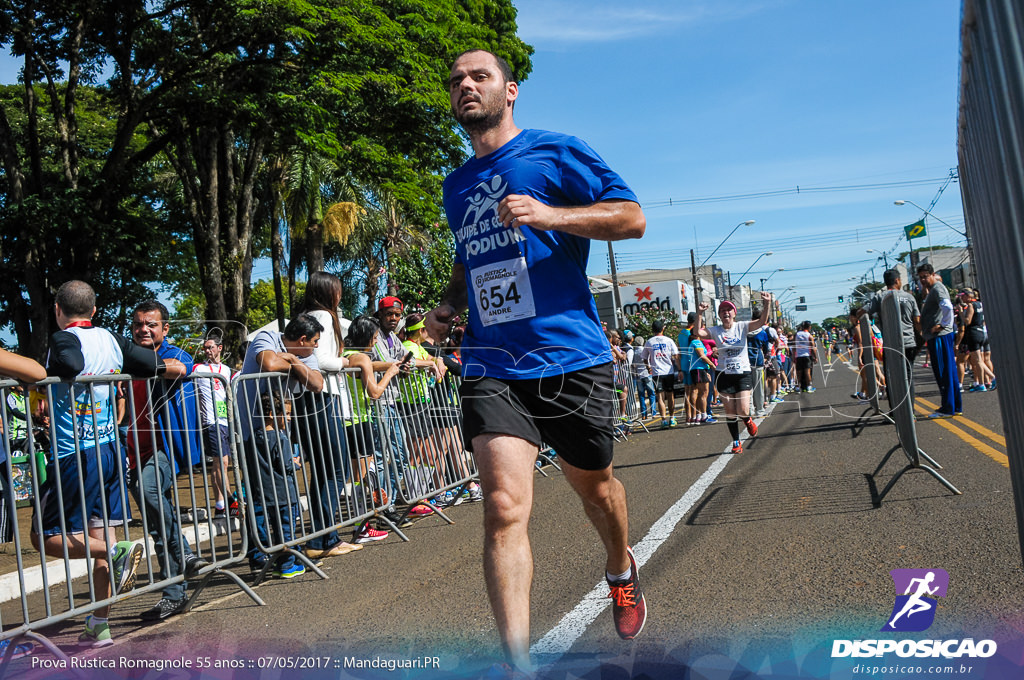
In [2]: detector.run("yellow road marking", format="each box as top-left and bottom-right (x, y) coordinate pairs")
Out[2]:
(915, 397), (1006, 447)
(913, 403), (1008, 468)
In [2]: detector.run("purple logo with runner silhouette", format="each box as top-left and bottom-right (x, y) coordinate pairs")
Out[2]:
(882, 569), (949, 632)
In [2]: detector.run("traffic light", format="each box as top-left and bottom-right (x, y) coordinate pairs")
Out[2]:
(799, 296), (805, 303)
(838, 295), (844, 302)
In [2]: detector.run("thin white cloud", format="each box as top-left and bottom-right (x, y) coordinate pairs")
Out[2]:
(514, 0), (783, 44)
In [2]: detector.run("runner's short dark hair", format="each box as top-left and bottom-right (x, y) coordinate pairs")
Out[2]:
(916, 263), (935, 275)
(652, 320), (665, 334)
(453, 49), (515, 83)
(883, 269), (900, 287)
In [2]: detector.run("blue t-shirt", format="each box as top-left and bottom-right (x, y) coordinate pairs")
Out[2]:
(443, 129), (639, 380)
(153, 339), (203, 469)
(747, 328), (772, 368)
(677, 332), (696, 371)
(237, 331), (320, 440)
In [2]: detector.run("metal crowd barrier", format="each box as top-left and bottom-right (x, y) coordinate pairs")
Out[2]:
(0, 372), (256, 672)
(389, 367), (476, 524)
(612, 361), (650, 438)
(233, 371), (367, 581)
(857, 317), (883, 417)
(231, 366), (479, 574)
(870, 295), (961, 502)
(958, 0), (1024, 565)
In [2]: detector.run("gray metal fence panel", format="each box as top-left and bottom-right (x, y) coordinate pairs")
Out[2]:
(0, 372), (258, 666)
(958, 0), (1024, 563)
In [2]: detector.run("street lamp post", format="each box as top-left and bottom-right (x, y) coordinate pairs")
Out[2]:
(760, 267), (785, 297)
(866, 248), (889, 269)
(736, 251), (773, 289)
(693, 219), (756, 307)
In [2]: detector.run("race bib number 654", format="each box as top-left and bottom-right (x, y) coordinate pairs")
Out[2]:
(471, 256), (537, 327)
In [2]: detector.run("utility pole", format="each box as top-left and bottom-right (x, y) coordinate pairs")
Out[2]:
(690, 249), (700, 307)
(608, 242), (623, 329)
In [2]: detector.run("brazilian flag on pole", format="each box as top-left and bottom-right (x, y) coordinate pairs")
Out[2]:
(904, 219), (926, 240)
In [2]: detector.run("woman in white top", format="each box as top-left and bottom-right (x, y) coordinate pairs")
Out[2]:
(296, 272), (361, 558)
(697, 291), (772, 454)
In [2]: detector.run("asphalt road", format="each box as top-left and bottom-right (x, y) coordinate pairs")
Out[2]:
(9, 352), (1023, 680)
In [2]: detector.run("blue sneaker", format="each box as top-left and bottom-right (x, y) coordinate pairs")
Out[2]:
(273, 562), (305, 579)
(705, 415), (717, 424)
(0, 639), (34, 659)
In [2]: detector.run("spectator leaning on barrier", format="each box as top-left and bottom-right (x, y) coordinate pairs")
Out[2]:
(917, 263), (961, 418)
(399, 313), (448, 513)
(251, 390), (305, 578)
(370, 296), (413, 502)
(127, 300), (209, 622)
(192, 336), (237, 518)
(0, 349), (45, 547)
(342, 315), (403, 526)
(237, 313), (326, 573)
(33, 281), (173, 647)
(297, 272), (363, 559)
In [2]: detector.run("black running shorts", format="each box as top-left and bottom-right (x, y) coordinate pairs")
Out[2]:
(689, 369), (710, 384)
(796, 356), (813, 372)
(459, 363), (615, 471)
(655, 373), (676, 393)
(966, 329), (987, 353)
(716, 371), (753, 395)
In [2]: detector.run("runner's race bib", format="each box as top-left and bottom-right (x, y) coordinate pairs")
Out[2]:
(723, 348), (744, 374)
(471, 257), (537, 327)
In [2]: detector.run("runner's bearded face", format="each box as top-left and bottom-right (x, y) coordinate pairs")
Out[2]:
(449, 54), (509, 132)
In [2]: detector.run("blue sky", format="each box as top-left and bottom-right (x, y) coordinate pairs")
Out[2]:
(510, 0), (966, 321)
(0, 1), (965, 327)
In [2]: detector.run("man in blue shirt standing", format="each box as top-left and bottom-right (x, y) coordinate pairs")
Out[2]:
(127, 300), (207, 621)
(427, 49), (646, 673)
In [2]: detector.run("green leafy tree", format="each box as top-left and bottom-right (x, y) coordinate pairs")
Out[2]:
(625, 307), (683, 343)
(389, 220), (456, 311)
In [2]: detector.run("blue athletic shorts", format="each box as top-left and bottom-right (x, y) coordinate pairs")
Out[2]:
(36, 442), (128, 536)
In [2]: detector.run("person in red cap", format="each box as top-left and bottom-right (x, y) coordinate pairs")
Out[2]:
(366, 295), (445, 535)
(695, 293), (772, 454)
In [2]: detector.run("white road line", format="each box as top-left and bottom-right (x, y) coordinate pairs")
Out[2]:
(531, 400), (778, 660)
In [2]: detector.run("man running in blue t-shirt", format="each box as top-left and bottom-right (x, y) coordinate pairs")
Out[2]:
(427, 49), (646, 673)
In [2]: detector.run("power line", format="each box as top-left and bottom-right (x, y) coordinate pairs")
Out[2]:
(643, 175), (955, 209)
